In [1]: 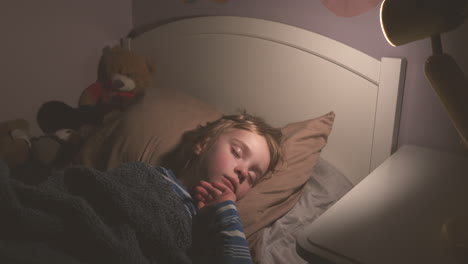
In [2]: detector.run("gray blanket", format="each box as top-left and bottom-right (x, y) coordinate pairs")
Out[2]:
(0, 161), (191, 264)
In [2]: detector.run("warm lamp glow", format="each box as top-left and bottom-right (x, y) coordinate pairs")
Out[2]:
(380, 0), (467, 47)
(379, 0), (396, 47)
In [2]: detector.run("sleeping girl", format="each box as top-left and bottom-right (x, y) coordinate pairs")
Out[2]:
(0, 112), (282, 264)
(159, 112), (282, 263)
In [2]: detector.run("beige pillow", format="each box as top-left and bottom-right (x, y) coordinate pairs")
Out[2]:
(76, 87), (222, 170)
(237, 112), (335, 260)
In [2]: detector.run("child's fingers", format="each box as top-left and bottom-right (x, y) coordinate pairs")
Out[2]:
(221, 177), (235, 193)
(194, 181), (237, 206)
(211, 181), (232, 194)
(194, 185), (213, 198)
(199, 181), (222, 197)
(212, 181), (237, 202)
(201, 180), (228, 194)
(197, 200), (205, 210)
(194, 186), (212, 201)
(194, 185), (209, 196)
(195, 193), (205, 202)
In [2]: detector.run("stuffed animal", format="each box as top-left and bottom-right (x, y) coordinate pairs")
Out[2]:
(0, 118), (74, 185)
(0, 118), (66, 170)
(79, 45), (156, 114)
(37, 100), (102, 136)
(0, 101), (102, 170)
(0, 119), (31, 168)
(34, 100), (103, 165)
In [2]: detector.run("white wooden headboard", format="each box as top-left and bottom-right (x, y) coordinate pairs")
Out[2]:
(129, 16), (406, 185)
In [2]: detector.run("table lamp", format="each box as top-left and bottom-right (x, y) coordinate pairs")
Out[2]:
(380, 0), (468, 263)
(380, 0), (468, 148)
(380, 1), (468, 261)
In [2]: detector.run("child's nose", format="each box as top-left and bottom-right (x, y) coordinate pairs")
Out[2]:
(234, 166), (248, 183)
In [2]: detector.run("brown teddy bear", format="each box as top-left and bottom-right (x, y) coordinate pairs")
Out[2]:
(79, 45), (156, 115)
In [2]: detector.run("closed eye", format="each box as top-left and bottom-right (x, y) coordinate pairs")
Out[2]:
(248, 171), (257, 185)
(231, 147), (240, 158)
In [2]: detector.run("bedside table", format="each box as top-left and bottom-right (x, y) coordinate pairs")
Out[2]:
(296, 145), (468, 264)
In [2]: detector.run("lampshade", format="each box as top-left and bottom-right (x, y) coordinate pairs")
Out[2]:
(380, 0), (467, 46)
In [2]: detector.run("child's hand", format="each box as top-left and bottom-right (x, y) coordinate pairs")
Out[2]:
(194, 181), (237, 210)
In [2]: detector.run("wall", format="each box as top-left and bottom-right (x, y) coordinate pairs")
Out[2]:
(132, 0), (468, 155)
(0, 0), (132, 135)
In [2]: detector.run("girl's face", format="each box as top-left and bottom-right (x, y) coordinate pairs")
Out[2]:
(194, 129), (270, 200)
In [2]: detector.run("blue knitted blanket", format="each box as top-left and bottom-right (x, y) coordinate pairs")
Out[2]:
(0, 161), (192, 264)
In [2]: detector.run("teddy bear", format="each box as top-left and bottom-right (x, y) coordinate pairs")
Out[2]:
(79, 45), (156, 116)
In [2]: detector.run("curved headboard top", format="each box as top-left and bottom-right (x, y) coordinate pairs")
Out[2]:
(130, 16), (406, 185)
(131, 16), (381, 84)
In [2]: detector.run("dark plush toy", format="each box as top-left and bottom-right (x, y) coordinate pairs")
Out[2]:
(33, 100), (104, 166)
(37, 100), (103, 134)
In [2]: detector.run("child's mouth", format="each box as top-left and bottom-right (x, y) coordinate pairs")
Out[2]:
(223, 176), (237, 193)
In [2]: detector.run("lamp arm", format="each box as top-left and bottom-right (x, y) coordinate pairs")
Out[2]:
(425, 54), (468, 148)
(430, 35), (443, 55)
(463, 1), (468, 18)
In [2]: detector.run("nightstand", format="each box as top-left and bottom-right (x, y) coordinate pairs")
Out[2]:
(296, 145), (468, 264)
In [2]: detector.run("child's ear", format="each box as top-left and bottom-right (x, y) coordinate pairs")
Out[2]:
(193, 137), (210, 155)
(194, 143), (204, 155)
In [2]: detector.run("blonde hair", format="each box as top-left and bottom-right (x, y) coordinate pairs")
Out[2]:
(162, 111), (282, 180)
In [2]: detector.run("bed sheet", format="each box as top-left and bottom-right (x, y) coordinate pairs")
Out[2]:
(260, 158), (353, 264)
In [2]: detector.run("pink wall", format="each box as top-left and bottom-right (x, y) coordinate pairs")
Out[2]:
(0, 0), (132, 136)
(132, 0), (468, 155)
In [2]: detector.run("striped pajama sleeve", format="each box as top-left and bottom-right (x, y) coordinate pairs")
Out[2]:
(213, 200), (253, 264)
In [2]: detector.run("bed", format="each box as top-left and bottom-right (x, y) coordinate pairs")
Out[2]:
(109, 16), (405, 262)
(125, 16), (405, 263)
(128, 16), (406, 263)
(2, 16), (406, 264)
